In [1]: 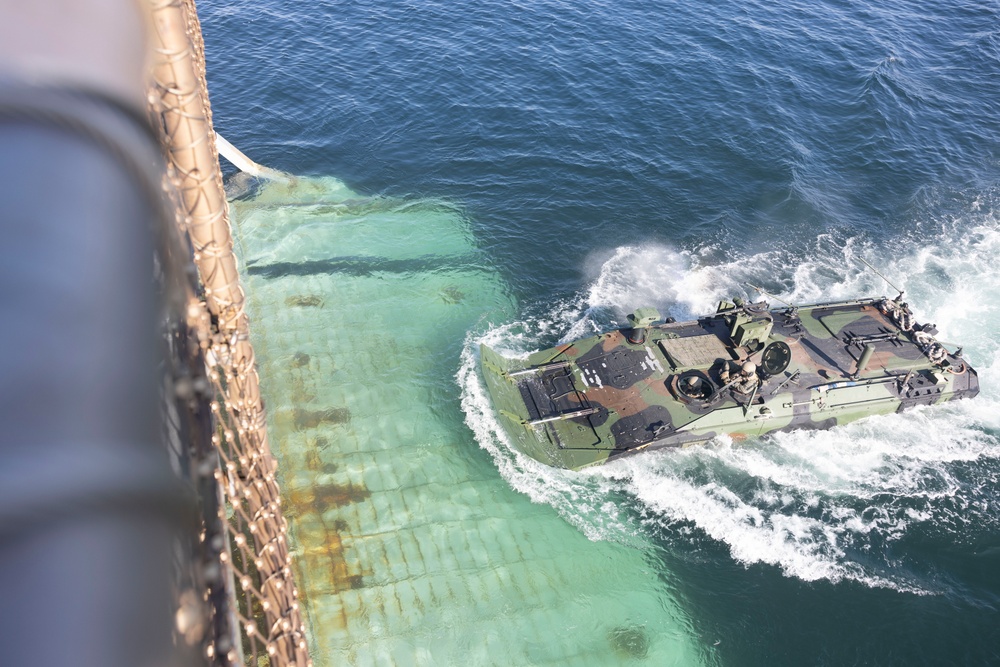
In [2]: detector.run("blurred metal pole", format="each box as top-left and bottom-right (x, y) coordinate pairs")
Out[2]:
(0, 75), (189, 667)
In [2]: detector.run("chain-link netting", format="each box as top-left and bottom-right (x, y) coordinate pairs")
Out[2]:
(147, 1), (312, 665)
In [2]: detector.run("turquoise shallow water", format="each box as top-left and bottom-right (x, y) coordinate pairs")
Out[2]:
(230, 179), (701, 665)
(206, 0), (1000, 664)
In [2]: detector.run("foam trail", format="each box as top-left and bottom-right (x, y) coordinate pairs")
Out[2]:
(461, 197), (1000, 592)
(458, 331), (644, 546)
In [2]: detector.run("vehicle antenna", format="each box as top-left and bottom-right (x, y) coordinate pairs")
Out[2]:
(744, 282), (794, 307)
(856, 257), (904, 299)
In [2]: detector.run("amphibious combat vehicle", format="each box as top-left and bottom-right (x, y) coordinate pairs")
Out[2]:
(480, 295), (979, 470)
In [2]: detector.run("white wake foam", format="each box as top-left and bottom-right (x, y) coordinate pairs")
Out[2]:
(460, 199), (1000, 592)
(458, 328), (644, 546)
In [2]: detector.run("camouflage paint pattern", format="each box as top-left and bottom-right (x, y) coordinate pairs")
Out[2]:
(480, 297), (980, 470)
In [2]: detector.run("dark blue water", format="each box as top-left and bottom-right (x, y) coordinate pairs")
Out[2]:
(202, 0), (1000, 664)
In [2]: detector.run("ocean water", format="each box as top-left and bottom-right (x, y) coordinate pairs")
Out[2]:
(202, 0), (1000, 665)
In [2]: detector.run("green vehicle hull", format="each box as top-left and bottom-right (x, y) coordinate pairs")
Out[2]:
(480, 297), (979, 470)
